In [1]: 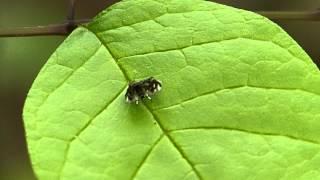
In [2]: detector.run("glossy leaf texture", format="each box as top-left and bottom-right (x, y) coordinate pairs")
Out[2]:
(23, 0), (320, 179)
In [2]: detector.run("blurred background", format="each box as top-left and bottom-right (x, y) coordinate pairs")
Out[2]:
(0, 0), (319, 179)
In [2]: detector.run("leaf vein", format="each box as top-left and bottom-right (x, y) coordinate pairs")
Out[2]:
(94, 9), (221, 34)
(35, 44), (102, 114)
(130, 134), (164, 180)
(58, 85), (127, 178)
(117, 37), (307, 63)
(170, 127), (320, 146)
(155, 85), (320, 111)
(143, 104), (203, 180)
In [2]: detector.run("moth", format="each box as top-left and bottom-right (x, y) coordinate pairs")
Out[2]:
(125, 77), (162, 104)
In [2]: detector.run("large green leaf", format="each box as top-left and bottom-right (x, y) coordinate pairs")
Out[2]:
(23, 0), (320, 179)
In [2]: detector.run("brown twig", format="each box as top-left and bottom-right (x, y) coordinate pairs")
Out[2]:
(66, 0), (78, 32)
(258, 10), (320, 21)
(67, 0), (77, 21)
(0, 10), (319, 37)
(0, 19), (90, 37)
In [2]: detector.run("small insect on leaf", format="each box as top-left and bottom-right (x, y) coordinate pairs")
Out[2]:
(125, 77), (162, 104)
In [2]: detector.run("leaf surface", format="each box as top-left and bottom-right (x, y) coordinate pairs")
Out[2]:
(23, 0), (320, 179)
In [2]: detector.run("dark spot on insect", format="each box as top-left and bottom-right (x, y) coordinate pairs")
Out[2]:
(125, 77), (162, 104)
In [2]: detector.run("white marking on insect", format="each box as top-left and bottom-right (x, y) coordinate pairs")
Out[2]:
(156, 85), (161, 91)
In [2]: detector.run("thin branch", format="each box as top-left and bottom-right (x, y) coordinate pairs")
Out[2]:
(67, 0), (77, 21)
(258, 10), (320, 21)
(0, 10), (319, 37)
(0, 19), (90, 37)
(66, 0), (78, 32)
(0, 24), (68, 37)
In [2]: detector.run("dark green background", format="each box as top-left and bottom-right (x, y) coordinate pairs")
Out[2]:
(1, 0), (319, 179)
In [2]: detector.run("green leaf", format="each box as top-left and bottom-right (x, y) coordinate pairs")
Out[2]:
(23, 0), (320, 179)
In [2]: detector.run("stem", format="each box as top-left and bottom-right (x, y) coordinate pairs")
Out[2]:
(67, 0), (77, 21)
(0, 19), (90, 37)
(66, 0), (78, 32)
(0, 10), (319, 37)
(258, 10), (320, 21)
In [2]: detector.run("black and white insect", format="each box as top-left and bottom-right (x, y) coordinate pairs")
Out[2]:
(125, 77), (162, 104)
